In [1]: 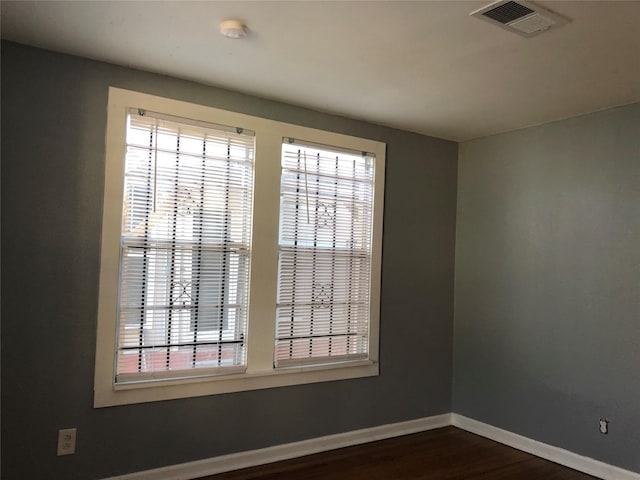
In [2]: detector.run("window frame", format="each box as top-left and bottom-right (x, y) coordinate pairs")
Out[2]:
(94, 87), (385, 407)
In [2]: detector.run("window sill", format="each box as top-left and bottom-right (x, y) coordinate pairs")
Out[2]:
(94, 360), (378, 408)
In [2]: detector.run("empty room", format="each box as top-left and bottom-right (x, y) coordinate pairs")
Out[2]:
(1, 1), (638, 479)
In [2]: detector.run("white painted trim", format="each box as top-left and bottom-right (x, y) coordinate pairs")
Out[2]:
(94, 87), (387, 408)
(452, 414), (640, 480)
(101, 414), (452, 480)
(101, 413), (638, 480)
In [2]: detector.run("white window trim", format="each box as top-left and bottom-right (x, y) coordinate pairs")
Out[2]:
(94, 87), (385, 408)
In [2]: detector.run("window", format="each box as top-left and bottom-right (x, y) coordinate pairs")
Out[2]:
(94, 88), (385, 407)
(276, 141), (375, 367)
(116, 110), (254, 383)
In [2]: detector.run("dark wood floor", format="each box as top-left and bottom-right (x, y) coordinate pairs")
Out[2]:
(200, 426), (599, 480)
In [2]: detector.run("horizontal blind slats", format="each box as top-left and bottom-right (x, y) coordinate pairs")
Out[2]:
(275, 141), (375, 367)
(115, 110), (254, 383)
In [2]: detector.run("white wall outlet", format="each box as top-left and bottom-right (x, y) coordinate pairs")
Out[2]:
(599, 418), (609, 435)
(57, 428), (77, 456)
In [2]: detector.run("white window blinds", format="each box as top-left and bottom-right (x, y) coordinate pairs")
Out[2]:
(115, 109), (254, 383)
(275, 140), (375, 367)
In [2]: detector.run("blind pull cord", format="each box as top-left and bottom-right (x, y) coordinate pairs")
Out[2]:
(152, 120), (159, 213)
(304, 150), (310, 224)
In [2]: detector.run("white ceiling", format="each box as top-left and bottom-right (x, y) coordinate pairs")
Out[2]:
(2, 1), (639, 141)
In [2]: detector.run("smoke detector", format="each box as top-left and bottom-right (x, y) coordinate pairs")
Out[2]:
(470, 0), (569, 38)
(220, 19), (248, 39)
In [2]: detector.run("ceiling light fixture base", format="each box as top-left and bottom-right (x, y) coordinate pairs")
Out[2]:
(220, 19), (248, 39)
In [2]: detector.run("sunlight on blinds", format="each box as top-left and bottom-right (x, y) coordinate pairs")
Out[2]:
(116, 109), (254, 383)
(275, 140), (375, 367)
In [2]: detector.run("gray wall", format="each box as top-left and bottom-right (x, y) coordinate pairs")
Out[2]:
(454, 103), (640, 472)
(1, 42), (458, 479)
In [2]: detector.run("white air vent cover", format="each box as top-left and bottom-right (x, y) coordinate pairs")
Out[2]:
(470, 0), (569, 38)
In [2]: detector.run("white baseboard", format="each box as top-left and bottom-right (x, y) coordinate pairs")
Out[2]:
(102, 413), (452, 480)
(452, 414), (640, 480)
(102, 412), (638, 480)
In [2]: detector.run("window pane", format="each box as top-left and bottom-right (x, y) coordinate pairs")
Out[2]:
(275, 141), (375, 367)
(115, 110), (254, 382)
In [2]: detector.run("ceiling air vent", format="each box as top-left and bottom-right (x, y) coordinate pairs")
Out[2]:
(470, 0), (569, 38)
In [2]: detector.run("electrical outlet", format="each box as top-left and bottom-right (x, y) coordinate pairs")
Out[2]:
(599, 419), (609, 435)
(57, 428), (77, 456)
